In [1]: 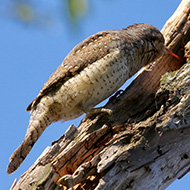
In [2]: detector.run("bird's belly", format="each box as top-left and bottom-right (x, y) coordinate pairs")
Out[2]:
(55, 50), (131, 120)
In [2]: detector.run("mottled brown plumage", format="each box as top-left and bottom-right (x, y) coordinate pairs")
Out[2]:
(7, 23), (165, 174)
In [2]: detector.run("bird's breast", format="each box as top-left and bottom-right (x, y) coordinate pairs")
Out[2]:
(41, 48), (137, 121)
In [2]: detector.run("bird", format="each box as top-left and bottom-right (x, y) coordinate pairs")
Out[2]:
(7, 23), (170, 174)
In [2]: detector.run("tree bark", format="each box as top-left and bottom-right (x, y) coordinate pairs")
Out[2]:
(11, 0), (190, 189)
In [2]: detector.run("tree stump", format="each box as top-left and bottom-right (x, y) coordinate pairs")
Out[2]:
(10, 0), (190, 189)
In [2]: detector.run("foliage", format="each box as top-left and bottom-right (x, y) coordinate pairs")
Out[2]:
(1, 0), (88, 27)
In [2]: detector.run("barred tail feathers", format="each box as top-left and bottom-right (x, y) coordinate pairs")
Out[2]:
(7, 111), (52, 174)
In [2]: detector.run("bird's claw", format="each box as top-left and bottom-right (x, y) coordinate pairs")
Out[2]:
(82, 108), (112, 122)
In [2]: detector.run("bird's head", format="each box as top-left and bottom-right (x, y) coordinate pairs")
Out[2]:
(127, 23), (182, 66)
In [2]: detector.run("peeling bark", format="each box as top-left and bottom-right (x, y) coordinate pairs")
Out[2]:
(11, 0), (190, 189)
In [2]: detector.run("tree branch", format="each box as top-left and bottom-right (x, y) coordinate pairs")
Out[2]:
(11, 0), (190, 189)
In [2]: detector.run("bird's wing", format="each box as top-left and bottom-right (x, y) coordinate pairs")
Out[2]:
(26, 30), (123, 111)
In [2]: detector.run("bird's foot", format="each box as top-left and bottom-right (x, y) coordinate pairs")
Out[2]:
(82, 107), (112, 122)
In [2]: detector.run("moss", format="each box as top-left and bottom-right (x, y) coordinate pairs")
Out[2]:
(29, 164), (58, 190)
(37, 165), (53, 185)
(160, 69), (176, 86)
(160, 62), (190, 92)
(156, 62), (190, 132)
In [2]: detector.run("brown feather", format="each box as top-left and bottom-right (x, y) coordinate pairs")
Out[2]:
(26, 30), (126, 111)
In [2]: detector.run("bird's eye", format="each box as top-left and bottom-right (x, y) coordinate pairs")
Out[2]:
(151, 41), (156, 49)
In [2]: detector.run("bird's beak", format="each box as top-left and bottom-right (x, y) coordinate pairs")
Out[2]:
(164, 46), (183, 62)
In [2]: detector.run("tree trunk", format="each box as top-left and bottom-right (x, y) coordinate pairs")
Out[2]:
(11, 0), (190, 189)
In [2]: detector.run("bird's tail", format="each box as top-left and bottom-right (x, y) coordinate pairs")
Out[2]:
(7, 110), (52, 174)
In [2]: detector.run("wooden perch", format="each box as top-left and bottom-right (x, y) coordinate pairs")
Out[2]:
(11, 0), (190, 189)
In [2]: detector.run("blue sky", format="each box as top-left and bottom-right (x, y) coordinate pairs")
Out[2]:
(1, 0), (190, 189)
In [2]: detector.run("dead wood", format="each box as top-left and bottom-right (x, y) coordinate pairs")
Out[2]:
(11, 0), (190, 189)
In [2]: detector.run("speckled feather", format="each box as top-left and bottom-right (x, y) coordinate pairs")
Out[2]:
(26, 24), (164, 111)
(26, 31), (121, 111)
(7, 23), (165, 174)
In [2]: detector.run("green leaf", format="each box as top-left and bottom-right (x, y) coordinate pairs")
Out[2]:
(67, 0), (88, 20)
(16, 3), (34, 22)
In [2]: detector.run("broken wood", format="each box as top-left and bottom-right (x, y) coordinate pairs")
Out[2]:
(11, 0), (190, 189)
